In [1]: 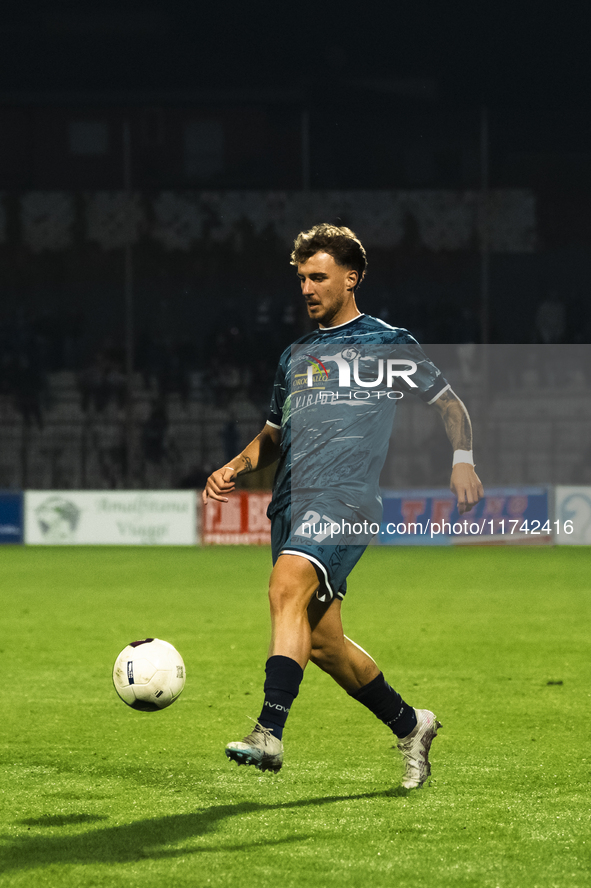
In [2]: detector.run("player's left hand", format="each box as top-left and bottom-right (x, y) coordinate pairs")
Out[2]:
(450, 464), (484, 514)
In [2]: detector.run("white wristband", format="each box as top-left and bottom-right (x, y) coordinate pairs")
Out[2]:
(453, 449), (474, 466)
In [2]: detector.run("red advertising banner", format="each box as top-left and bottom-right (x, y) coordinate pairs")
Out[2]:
(202, 491), (272, 544)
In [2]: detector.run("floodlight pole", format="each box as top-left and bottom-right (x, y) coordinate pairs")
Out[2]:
(479, 106), (492, 478)
(123, 120), (135, 488)
(479, 106), (490, 345)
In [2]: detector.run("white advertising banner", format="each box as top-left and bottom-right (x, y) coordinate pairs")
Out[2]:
(554, 486), (591, 545)
(25, 491), (197, 545)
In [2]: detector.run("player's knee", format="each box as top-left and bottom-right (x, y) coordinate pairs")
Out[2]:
(268, 576), (302, 616)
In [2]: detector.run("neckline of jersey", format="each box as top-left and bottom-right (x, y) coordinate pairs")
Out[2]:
(318, 313), (365, 331)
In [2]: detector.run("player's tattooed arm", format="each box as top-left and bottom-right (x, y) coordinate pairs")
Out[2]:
(239, 455), (253, 474)
(432, 388), (484, 513)
(431, 388), (472, 451)
(203, 424), (281, 504)
(234, 425), (280, 475)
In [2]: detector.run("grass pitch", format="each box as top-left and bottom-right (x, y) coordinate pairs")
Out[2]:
(1, 544), (590, 888)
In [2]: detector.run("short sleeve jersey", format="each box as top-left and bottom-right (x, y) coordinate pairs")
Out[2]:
(266, 314), (448, 520)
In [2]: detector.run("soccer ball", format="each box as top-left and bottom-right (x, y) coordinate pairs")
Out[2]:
(112, 638), (186, 712)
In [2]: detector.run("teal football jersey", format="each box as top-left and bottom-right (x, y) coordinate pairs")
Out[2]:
(266, 314), (448, 522)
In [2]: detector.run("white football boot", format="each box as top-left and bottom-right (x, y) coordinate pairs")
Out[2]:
(225, 723), (284, 773)
(397, 709), (442, 789)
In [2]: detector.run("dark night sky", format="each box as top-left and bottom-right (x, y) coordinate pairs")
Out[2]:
(1, 2), (589, 109)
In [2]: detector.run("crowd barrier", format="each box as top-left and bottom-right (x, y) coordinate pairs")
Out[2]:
(0, 487), (588, 546)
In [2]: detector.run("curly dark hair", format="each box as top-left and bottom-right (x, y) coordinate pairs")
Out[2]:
(290, 223), (367, 288)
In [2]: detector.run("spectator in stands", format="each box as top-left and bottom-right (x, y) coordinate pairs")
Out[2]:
(142, 398), (169, 465)
(139, 333), (196, 408)
(79, 343), (126, 413)
(205, 327), (248, 407)
(79, 357), (107, 412)
(0, 317), (47, 427)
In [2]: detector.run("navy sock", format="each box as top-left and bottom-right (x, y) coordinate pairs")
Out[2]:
(350, 672), (417, 738)
(257, 655), (304, 740)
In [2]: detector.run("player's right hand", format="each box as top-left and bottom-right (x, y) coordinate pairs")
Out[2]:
(202, 466), (237, 504)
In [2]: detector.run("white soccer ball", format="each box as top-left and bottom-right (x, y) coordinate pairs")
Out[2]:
(112, 638), (186, 712)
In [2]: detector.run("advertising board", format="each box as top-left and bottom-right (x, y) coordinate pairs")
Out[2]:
(202, 491), (272, 544)
(24, 491), (197, 545)
(554, 486), (591, 545)
(378, 487), (552, 546)
(0, 491), (24, 544)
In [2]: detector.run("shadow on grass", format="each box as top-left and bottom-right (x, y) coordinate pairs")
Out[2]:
(2, 789), (407, 872)
(19, 814), (108, 828)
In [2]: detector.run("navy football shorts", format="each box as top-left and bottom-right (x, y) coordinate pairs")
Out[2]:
(270, 500), (375, 602)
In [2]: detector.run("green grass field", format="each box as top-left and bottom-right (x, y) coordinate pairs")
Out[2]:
(1, 545), (590, 887)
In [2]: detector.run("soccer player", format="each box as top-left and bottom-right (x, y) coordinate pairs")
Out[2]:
(203, 224), (483, 788)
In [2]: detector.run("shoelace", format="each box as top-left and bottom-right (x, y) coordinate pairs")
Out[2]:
(246, 716), (274, 746)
